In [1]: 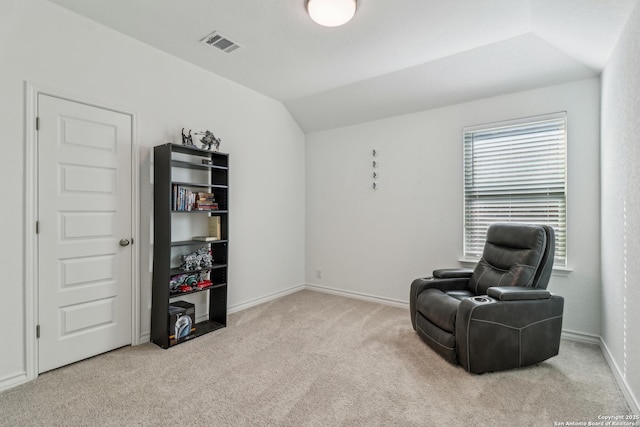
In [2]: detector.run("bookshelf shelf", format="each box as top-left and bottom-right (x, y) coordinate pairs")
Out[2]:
(169, 320), (225, 345)
(171, 210), (229, 214)
(169, 282), (227, 299)
(171, 239), (229, 247)
(152, 143), (229, 349)
(169, 264), (228, 276)
(170, 181), (229, 190)
(171, 160), (228, 171)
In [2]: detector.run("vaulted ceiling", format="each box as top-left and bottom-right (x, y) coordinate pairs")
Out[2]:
(47, 0), (638, 133)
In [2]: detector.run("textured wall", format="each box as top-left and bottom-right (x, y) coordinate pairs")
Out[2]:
(601, 0), (640, 412)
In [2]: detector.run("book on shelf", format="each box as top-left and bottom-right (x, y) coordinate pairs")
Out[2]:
(197, 192), (215, 201)
(192, 236), (220, 242)
(172, 185), (197, 211)
(194, 204), (219, 211)
(195, 191), (218, 210)
(208, 216), (222, 240)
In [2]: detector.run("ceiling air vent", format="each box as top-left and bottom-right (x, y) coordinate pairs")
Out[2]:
(201, 31), (241, 53)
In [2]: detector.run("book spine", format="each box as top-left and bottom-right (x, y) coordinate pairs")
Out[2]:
(172, 184), (177, 211)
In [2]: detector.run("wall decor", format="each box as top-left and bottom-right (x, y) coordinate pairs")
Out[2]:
(372, 148), (378, 190)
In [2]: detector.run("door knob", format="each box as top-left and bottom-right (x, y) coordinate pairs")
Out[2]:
(119, 238), (131, 247)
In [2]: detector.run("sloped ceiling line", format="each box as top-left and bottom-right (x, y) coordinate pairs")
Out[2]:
(46, 0), (639, 132)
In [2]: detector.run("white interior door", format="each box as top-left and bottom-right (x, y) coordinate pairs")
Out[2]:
(37, 94), (133, 373)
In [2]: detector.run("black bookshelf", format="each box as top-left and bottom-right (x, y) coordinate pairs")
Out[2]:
(151, 143), (229, 348)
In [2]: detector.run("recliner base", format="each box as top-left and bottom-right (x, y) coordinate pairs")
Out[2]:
(414, 312), (457, 365)
(413, 294), (564, 374)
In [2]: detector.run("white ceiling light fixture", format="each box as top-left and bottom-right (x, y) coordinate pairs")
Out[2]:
(306, 0), (357, 27)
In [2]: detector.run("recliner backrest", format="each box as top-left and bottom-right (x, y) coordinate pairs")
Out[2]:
(468, 223), (551, 295)
(530, 225), (555, 290)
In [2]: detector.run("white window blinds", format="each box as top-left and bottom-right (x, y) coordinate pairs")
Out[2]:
(463, 113), (567, 266)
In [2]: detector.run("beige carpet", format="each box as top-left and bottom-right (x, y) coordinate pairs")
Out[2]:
(0, 290), (630, 426)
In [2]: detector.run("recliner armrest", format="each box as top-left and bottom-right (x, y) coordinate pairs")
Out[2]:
(433, 268), (474, 279)
(411, 277), (470, 295)
(487, 286), (551, 301)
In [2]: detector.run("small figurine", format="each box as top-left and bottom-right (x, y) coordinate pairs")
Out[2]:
(170, 274), (187, 293)
(196, 247), (213, 269)
(180, 247), (214, 271)
(181, 128), (195, 146)
(181, 252), (200, 271)
(195, 130), (221, 151)
(170, 273), (206, 294)
(178, 275), (198, 293)
(196, 271), (213, 289)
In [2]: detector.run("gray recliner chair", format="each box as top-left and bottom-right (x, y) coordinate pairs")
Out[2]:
(410, 223), (564, 373)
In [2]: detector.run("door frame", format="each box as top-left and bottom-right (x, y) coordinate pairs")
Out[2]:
(24, 82), (140, 382)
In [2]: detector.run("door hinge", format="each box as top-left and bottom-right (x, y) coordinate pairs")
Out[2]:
(36, 117), (40, 131)
(36, 221), (39, 234)
(36, 325), (40, 338)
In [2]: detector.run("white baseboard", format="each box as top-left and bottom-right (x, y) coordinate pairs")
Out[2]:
(561, 329), (601, 345)
(304, 283), (409, 309)
(0, 371), (28, 392)
(227, 284), (306, 314)
(225, 283), (409, 314)
(599, 338), (640, 415)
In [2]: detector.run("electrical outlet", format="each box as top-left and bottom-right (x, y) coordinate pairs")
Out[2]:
(316, 269), (322, 279)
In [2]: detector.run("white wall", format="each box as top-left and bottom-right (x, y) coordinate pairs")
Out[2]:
(601, 0), (640, 413)
(0, 0), (305, 389)
(306, 79), (601, 336)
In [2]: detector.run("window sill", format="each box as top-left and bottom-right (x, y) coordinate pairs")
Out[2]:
(458, 258), (573, 277)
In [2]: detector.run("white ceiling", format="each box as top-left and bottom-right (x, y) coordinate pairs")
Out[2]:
(47, 0), (638, 133)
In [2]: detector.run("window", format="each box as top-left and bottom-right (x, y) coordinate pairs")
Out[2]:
(463, 113), (567, 267)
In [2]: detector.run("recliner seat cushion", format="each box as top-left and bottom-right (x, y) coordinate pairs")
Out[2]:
(416, 289), (460, 333)
(445, 290), (475, 301)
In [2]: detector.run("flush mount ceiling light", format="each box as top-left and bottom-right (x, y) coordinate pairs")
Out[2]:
(306, 0), (357, 27)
